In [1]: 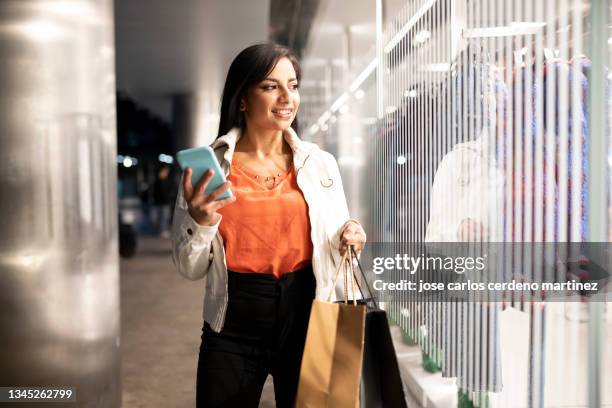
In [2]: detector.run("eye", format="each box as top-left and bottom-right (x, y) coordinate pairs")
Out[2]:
(290, 83), (300, 90)
(260, 84), (277, 91)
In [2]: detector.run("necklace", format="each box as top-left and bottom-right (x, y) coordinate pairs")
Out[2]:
(233, 160), (291, 189)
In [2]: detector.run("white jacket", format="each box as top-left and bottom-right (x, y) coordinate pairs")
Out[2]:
(425, 131), (505, 242)
(171, 127), (356, 332)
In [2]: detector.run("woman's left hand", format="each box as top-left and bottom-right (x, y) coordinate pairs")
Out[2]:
(340, 221), (366, 256)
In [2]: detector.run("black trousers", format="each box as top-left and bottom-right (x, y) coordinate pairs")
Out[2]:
(196, 264), (316, 408)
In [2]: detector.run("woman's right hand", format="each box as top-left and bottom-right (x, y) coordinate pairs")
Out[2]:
(183, 168), (236, 226)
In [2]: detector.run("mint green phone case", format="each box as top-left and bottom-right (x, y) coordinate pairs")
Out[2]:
(176, 146), (233, 200)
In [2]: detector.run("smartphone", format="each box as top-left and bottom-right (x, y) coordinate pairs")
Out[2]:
(176, 146), (233, 200)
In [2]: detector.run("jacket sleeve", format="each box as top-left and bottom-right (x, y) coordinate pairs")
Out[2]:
(320, 152), (367, 264)
(171, 174), (221, 281)
(321, 152), (351, 249)
(320, 152), (367, 302)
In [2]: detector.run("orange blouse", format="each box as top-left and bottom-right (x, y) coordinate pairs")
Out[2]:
(216, 159), (313, 278)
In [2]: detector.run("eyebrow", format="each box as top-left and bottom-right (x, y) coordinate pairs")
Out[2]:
(263, 78), (298, 83)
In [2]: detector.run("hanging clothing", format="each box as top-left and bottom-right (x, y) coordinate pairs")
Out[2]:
(425, 128), (505, 393)
(425, 129), (505, 243)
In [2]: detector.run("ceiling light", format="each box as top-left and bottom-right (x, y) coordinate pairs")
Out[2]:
(384, 0), (437, 53)
(464, 22), (546, 38)
(404, 89), (418, 98)
(330, 93), (348, 112)
(159, 154), (174, 164)
(413, 30), (431, 45)
(349, 59), (378, 92)
(385, 106), (398, 115)
(2, 20), (65, 41)
(361, 117), (377, 125)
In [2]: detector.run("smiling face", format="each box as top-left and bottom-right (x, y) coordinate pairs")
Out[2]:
(241, 57), (300, 132)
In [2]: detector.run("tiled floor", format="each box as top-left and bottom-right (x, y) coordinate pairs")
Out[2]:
(120, 237), (276, 407)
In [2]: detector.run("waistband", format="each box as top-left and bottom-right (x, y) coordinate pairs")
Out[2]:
(227, 263), (314, 293)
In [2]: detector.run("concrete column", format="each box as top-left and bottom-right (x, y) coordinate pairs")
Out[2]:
(172, 92), (220, 153)
(0, 0), (120, 406)
(172, 94), (197, 153)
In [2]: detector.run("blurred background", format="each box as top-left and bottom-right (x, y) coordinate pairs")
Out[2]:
(0, 0), (610, 407)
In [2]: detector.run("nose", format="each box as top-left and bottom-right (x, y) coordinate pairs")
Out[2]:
(278, 85), (292, 103)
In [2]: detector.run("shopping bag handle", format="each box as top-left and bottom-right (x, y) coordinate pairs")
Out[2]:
(326, 250), (360, 305)
(326, 251), (346, 303)
(349, 245), (380, 310)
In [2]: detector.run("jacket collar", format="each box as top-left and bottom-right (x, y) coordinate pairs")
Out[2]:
(211, 126), (315, 167)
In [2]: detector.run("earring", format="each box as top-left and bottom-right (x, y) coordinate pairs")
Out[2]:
(240, 103), (246, 111)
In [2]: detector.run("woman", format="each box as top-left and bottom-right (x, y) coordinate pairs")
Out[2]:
(171, 43), (366, 408)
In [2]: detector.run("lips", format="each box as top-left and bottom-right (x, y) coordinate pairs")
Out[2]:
(272, 108), (293, 119)
(272, 108), (293, 114)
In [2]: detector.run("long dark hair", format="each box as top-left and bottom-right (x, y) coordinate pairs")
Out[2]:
(217, 43), (302, 138)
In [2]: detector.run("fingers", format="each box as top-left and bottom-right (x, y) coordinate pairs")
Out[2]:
(341, 235), (363, 246)
(210, 195), (237, 211)
(342, 237), (364, 245)
(194, 169), (215, 198)
(205, 181), (232, 203)
(340, 222), (366, 256)
(341, 240), (365, 254)
(341, 224), (365, 243)
(183, 168), (194, 200)
(339, 241), (363, 256)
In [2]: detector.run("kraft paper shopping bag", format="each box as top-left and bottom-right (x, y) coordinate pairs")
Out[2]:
(295, 251), (366, 408)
